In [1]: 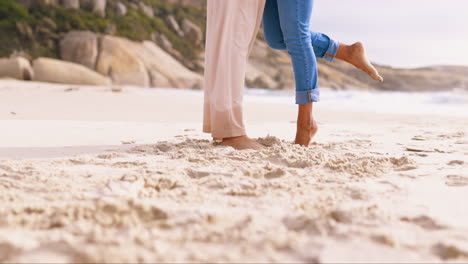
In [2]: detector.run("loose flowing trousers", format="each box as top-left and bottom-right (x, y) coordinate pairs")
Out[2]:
(203, 0), (266, 138)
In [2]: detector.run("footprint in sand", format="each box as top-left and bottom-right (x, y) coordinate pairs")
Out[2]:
(445, 175), (468, 187)
(447, 160), (464, 166)
(401, 215), (446, 230)
(432, 243), (468, 260)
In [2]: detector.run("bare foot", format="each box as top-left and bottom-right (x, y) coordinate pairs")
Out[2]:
(294, 103), (318, 147)
(220, 136), (263, 150)
(337, 42), (384, 82)
(295, 119), (318, 146)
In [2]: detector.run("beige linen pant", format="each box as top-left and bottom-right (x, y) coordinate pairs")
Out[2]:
(203, 0), (266, 138)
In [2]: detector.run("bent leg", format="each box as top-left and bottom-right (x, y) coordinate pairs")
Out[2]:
(203, 0), (265, 139)
(263, 0), (339, 61)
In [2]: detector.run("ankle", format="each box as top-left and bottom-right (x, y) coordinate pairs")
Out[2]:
(297, 120), (317, 130)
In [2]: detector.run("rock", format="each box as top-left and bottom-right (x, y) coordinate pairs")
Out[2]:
(181, 19), (203, 47)
(40, 17), (57, 31)
(16, 22), (34, 40)
(17, 0), (59, 7)
(127, 2), (138, 10)
(139, 41), (203, 89)
(96, 36), (150, 87)
(115, 2), (127, 16)
(151, 32), (183, 61)
(105, 24), (117, 35)
(61, 0), (79, 9)
(93, 0), (107, 17)
(0, 57), (34, 80)
(148, 70), (172, 88)
(32, 57), (111, 86)
(60, 31), (99, 70)
(163, 0), (206, 9)
(94, 35), (201, 88)
(246, 63), (278, 89)
(151, 32), (173, 51)
(252, 74), (278, 89)
(81, 0), (107, 17)
(139, 2), (154, 18)
(166, 15), (183, 37)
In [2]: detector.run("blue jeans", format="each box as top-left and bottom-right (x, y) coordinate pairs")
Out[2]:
(262, 0), (339, 104)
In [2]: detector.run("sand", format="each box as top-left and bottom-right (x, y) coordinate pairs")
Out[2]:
(0, 80), (467, 263)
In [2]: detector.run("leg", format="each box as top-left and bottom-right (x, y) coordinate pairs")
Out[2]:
(263, 0), (382, 82)
(295, 102), (318, 146)
(263, 0), (338, 60)
(203, 0), (265, 150)
(274, 0), (318, 146)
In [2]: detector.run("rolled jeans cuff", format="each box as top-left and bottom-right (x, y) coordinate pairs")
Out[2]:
(296, 89), (320, 104)
(324, 39), (340, 62)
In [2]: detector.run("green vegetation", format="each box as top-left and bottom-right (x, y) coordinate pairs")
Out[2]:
(0, 0), (206, 61)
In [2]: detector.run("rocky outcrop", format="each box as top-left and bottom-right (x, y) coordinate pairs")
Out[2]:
(32, 57), (111, 86)
(0, 57), (34, 81)
(60, 31), (99, 70)
(10, 0), (467, 91)
(96, 36), (150, 87)
(320, 60), (468, 91)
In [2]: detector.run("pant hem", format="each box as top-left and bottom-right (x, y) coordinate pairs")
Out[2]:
(203, 127), (247, 139)
(296, 89), (320, 104)
(324, 39), (340, 62)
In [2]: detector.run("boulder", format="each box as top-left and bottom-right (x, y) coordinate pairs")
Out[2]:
(60, 31), (99, 70)
(61, 0), (79, 9)
(163, 0), (206, 9)
(246, 63), (277, 89)
(151, 32), (173, 52)
(15, 22), (34, 40)
(32, 57), (111, 86)
(95, 35), (202, 88)
(166, 15), (183, 37)
(127, 2), (138, 10)
(181, 19), (203, 47)
(148, 70), (172, 88)
(139, 2), (154, 18)
(81, 0), (107, 17)
(96, 36), (150, 87)
(0, 57), (34, 80)
(115, 2), (127, 16)
(140, 41), (203, 88)
(17, 0), (59, 7)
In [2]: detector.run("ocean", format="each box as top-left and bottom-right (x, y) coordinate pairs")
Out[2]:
(245, 88), (468, 117)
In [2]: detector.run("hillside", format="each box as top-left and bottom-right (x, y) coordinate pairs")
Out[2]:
(0, 0), (467, 91)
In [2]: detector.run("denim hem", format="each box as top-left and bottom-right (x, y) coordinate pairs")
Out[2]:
(324, 39), (340, 62)
(296, 89), (320, 104)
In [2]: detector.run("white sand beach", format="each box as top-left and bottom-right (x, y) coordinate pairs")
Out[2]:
(1, 80), (468, 263)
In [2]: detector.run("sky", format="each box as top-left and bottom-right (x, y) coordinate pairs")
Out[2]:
(310, 0), (468, 68)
